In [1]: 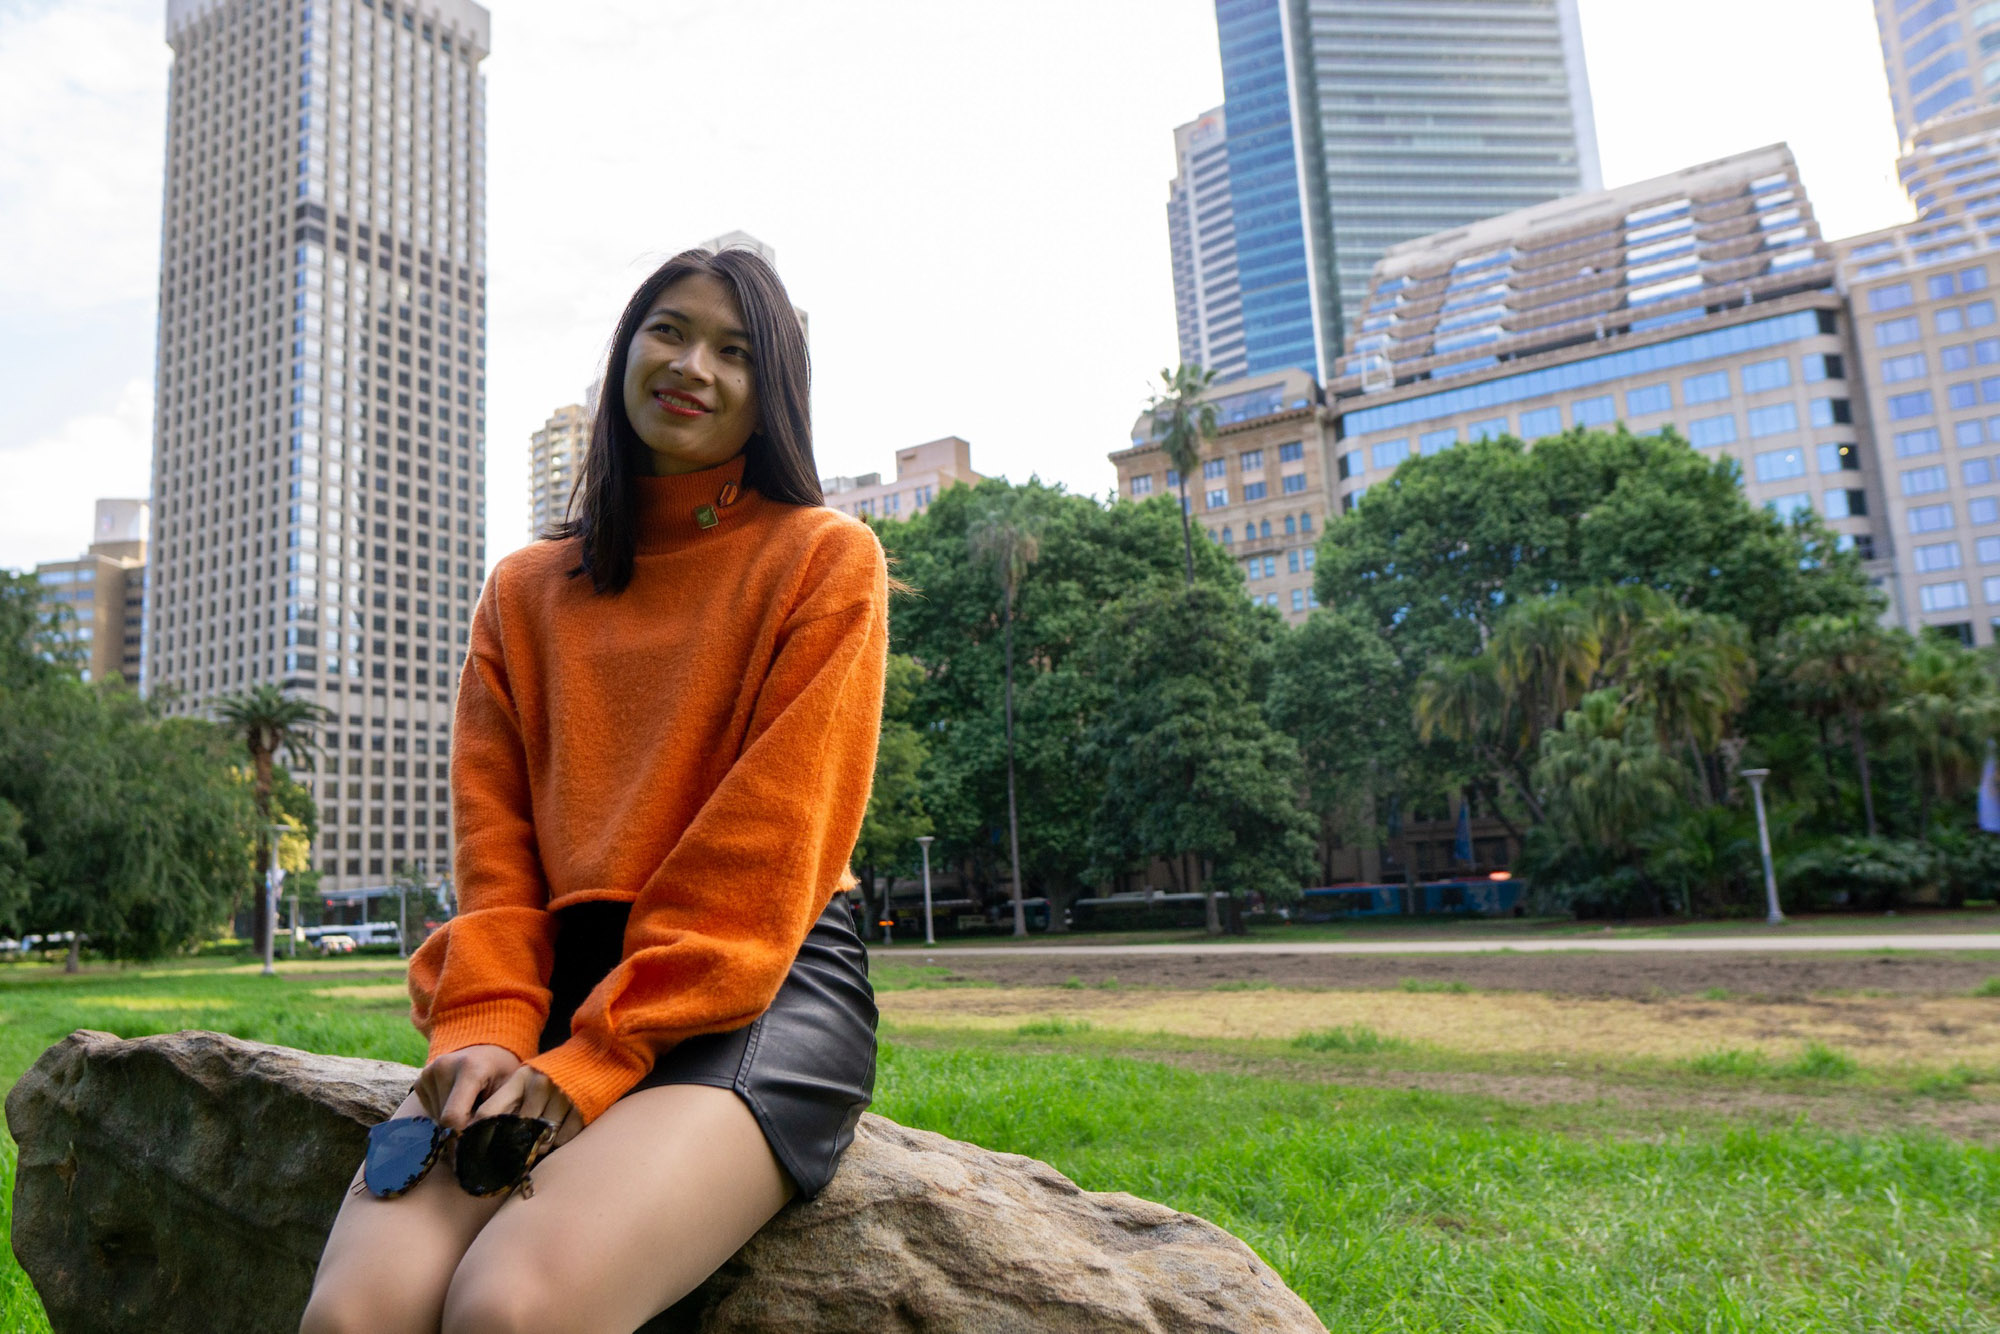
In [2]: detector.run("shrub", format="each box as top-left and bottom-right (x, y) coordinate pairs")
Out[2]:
(1292, 1025), (1406, 1054)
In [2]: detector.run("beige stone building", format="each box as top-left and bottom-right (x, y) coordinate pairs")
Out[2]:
(1109, 367), (1331, 624)
(528, 400), (588, 539)
(822, 436), (982, 521)
(34, 499), (150, 687)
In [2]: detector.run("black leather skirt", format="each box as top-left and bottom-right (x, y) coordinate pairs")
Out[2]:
(535, 894), (877, 1200)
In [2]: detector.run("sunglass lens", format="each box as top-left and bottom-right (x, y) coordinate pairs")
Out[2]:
(363, 1116), (444, 1198)
(454, 1116), (554, 1196)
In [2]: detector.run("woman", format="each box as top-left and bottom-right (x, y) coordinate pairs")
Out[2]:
(302, 246), (887, 1334)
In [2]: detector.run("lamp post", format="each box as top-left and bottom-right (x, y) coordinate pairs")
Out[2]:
(916, 835), (936, 946)
(262, 823), (294, 977)
(1740, 768), (1785, 925)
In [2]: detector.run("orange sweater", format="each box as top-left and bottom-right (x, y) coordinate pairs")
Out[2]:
(407, 451), (888, 1124)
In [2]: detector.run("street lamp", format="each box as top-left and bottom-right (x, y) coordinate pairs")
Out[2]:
(262, 823), (295, 977)
(1740, 768), (1785, 925)
(916, 835), (936, 947)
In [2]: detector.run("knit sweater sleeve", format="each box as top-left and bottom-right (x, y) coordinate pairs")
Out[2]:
(405, 560), (559, 1064)
(527, 523), (889, 1123)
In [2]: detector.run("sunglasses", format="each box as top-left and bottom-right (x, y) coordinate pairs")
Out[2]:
(357, 1114), (559, 1201)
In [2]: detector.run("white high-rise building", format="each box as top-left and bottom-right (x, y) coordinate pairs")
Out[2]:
(1166, 107), (1246, 382)
(150, 0), (490, 891)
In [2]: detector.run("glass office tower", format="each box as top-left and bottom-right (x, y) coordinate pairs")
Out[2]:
(1872, 0), (2000, 143)
(1213, 0), (1601, 379)
(1166, 107), (1249, 381)
(151, 0), (489, 892)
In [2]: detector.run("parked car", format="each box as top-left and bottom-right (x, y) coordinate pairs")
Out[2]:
(316, 934), (358, 955)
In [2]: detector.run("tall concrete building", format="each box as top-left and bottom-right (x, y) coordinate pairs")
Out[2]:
(1324, 146), (1889, 589)
(1166, 107), (1247, 381)
(34, 499), (151, 687)
(1211, 0), (1601, 380)
(150, 0), (490, 891)
(529, 400), (589, 539)
(1872, 0), (2000, 143)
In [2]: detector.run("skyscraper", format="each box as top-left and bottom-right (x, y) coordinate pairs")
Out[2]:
(1871, 0), (2000, 144)
(1211, 0), (1601, 380)
(529, 399), (589, 540)
(1166, 107), (1248, 381)
(150, 0), (489, 892)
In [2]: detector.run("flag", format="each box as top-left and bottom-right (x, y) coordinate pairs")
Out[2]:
(1980, 741), (2000, 834)
(1454, 797), (1474, 863)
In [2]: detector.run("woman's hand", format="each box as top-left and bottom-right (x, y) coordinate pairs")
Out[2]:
(413, 1043), (522, 1131)
(471, 1063), (583, 1148)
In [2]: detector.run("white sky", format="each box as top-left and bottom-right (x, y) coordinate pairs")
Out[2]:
(0, 0), (1912, 573)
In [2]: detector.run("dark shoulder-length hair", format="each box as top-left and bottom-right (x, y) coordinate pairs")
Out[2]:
(545, 246), (820, 594)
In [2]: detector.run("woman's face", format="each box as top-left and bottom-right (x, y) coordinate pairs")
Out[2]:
(622, 272), (761, 475)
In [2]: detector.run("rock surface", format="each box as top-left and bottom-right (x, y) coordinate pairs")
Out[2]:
(7, 1030), (1326, 1333)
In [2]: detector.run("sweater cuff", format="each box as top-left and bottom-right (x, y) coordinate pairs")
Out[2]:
(422, 997), (549, 1066)
(526, 1029), (655, 1124)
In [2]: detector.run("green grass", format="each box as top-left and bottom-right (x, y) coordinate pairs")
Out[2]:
(1210, 978), (1274, 991)
(1291, 1024), (1407, 1054)
(1976, 976), (2000, 998)
(4, 959), (2000, 1331)
(1399, 977), (1471, 994)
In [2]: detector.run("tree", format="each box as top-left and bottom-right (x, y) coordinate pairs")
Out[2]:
(1146, 363), (1219, 588)
(1317, 427), (1878, 672)
(1085, 584), (1317, 934)
(1265, 608), (1412, 879)
(1621, 602), (1756, 802)
(1531, 690), (1690, 872)
(851, 654), (932, 939)
(211, 683), (335, 960)
(1888, 635), (2000, 839)
(967, 499), (1044, 937)
(1771, 614), (1909, 837)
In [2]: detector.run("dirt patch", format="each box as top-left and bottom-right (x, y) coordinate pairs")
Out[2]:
(907, 950), (2000, 999)
(877, 986), (2000, 1068)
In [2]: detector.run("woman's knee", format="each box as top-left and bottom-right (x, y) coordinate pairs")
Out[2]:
(439, 1261), (570, 1334)
(299, 1283), (431, 1334)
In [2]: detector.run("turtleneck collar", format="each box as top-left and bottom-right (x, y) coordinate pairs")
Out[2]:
(632, 451), (764, 554)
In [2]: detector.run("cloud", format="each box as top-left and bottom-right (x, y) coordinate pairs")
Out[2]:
(0, 377), (154, 574)
(0, 0), (169, 315)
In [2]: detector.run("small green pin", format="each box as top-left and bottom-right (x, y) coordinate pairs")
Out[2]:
(694, 504), (718, 530)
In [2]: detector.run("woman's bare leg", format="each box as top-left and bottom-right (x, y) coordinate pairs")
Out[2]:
(439, 1084), (794, 1334)
(298, 1091), (509, 1334)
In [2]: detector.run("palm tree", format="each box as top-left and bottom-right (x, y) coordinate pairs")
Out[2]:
(1772, 615), (1908, 837)
(1624, 606), (1755, 802)
(211, 683), (334, 959)
(967, 505), (1043, 938)
(1146, 364), (1218, 588)
(1889, 637), (2000, 839)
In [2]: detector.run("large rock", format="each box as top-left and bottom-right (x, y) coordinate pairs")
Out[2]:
(7, 1031), (1325, 1333)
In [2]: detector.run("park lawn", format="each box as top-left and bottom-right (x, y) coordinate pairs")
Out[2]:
(1, 960), (1997, 1332)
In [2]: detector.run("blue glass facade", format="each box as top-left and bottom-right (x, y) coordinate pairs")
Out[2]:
(1873, 0), (2000, 141)
(1216, 0), (1322, 380)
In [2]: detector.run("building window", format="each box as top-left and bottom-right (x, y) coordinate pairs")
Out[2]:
(1976, 496), (2000, 524)
(1281, 473), (1306, 494)
(1239, 448), (1264, 470)
(1625, 383), (1672, 415)
(1206, 488), (1228, 509)
(1875, 315), (1923, 345)
(1823, 488), (1867, 519)
(1896, 426), (1944, 457)
(1911, 502), (1957, 532)
(1968, 457), (1995, 486)
(1221, 526), (1233, 544)
(1889, 390), (1938, 420)
(1371, 439), (1410, 469)
(1338, 450), (1363, 480)
(1978, 536), (2000, 563)
(1683, 370), (1731, 404)
(1766, 492), (1812, 521)
(1741, 358), (1792, 393)
(1962, 420), (1990, 447)
(1130, 474), (1153, 496)
(1202, 458), (1227, 480)
(1519, 406), (1562, 438)
(1291, 589), (1305, 612)
(1921, 580), (1971, 611)
(1810, 398), (1852, 426)
(1903, 464), (1951, 495)
(1802, 353), (1844, 381)
(1419, 428), (1457, 455)
(1469, 416), (1508, 440)
(1243, 481), (1268, 501)
(1748, 403), (1800, 437)
(1867, 281), (1914, 311)
(1754, 447), (1808, 482)
(1278, 441), (1304, 462)
(1915, 540), (1964, 571)
(1573, 394), (1616, 427)
(1688, 414), (1737, 448)
(1881, 352), (1929, 383)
